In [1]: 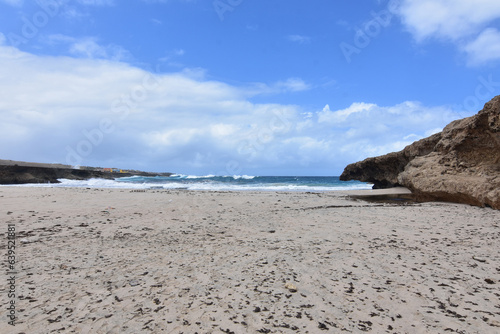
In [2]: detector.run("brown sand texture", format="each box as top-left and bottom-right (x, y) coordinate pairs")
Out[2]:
(1, 187), (500, 333)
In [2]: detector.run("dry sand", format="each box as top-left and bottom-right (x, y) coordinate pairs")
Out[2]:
(1, 187), (499, 333)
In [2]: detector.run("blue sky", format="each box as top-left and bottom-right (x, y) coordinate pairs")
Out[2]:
(0, 0), (499, 176)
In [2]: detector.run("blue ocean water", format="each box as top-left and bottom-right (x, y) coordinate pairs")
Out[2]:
(112, 174), (371, 191)
(3, 174), (372, 191)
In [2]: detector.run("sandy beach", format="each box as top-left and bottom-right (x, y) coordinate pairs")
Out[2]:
(1, 187), (500, 333)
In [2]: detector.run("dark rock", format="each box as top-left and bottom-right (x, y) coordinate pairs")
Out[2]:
(339, 133), (441, 189)
(341, 95), (500, 209)
(0, 165), (111, 184)
(0, 161), (173, 185)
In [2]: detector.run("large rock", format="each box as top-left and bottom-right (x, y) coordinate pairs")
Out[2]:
(0, 161), (174, 184)
(340, 95), (500, 209)
(0, 165), (116, 184)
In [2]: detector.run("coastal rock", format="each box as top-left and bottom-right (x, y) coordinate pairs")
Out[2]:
(339, 133), (441, 189)
(0, 165), (115, 184)
(340, 95), (500, 209)
(0, 160), (173, 184)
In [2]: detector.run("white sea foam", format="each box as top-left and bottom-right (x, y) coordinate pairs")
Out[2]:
(0, 177), (371, 192)
(185, 174), (216, 179)
(233, 175), (255, 180)
(173, 174), (255, 180)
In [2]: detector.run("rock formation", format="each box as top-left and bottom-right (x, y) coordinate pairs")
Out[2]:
(0, 160), (173, 184)
(0, 165), (117, 184)
(340, 95), (500, 209)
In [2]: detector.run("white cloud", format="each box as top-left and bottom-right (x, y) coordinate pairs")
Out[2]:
(76, 0), (114, 6)
(463, 28), (500, 65)
(313, 101), (459, 162)
(287, 35), (311, 44)
(146, 128), (203, 147)
(0, 44), (302, 173)
(151, 18), (163, 25)
(424, 128), (443, 137)
(159, 48), (185, 64)
(397, 0), (500, 66)
(276, 78), (311, 92)
(318, 102), (376, 123)
(58, 1), (115, 21)
(0, 44), (462, 175)
(210, 124), (239, 138)
(398, 0), (500, 41)
(44, 34), (131, 61)
(61, 7), (88, 19)
(70, 38), (128, 60)
(250, 78), (311, 95)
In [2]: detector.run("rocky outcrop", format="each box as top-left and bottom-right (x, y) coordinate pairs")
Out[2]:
(0, 165), (123, 184)
(339, 133), (442, 189)
(340, 95), (500, 209)
(0, 161), (173, 184)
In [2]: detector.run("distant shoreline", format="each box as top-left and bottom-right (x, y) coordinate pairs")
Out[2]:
(0, 159), (173, 185)
(0, 159), (415, 204)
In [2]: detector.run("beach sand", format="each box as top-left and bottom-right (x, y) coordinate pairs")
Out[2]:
(1, 187), (499, 333)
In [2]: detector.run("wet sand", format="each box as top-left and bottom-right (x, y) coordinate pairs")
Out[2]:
(1, 187), (499, 333)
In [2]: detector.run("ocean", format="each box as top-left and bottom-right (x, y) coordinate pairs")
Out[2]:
(14, 175), (372, 192)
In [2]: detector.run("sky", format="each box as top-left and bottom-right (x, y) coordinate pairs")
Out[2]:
(0, 0), (499, 176)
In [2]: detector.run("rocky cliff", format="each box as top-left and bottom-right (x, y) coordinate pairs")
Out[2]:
(0, 161), (173, 184)
(0, 165), (125, 184)
(340, 95), (500, 209)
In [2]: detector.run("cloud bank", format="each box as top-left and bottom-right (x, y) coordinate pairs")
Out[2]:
(397, 0), (500, 65)
(0, 38), (460, 175)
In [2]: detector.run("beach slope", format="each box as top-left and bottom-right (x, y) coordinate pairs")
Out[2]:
(1, 187), (499, 333)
